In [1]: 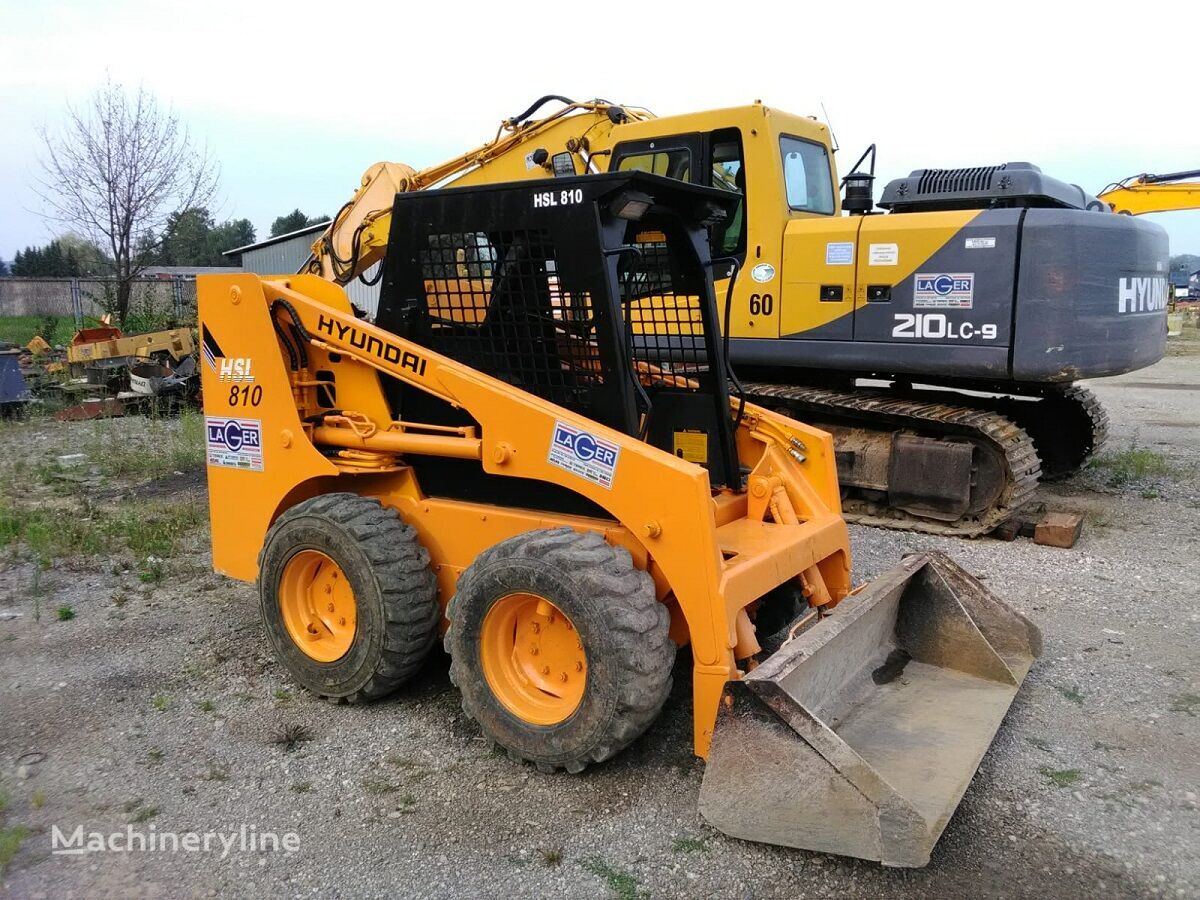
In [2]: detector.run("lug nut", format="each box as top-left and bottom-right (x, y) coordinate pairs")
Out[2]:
(559, 673), (568, 683)
(541, 665), (550, 675)
(575, 661), (583, 672)
(530, 646), (539, 655)
(327, 603), (335, 613)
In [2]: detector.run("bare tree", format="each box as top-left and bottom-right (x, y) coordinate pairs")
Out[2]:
(35, 79), (218, 324)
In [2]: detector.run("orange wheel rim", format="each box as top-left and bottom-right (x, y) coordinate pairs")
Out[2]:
(279, 550), (357, 663)
(480, 592), (587, 725)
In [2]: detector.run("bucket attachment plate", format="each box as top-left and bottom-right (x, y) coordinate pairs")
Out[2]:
(699, 551), (1041, 867)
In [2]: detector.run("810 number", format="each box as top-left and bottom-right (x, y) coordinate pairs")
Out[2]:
(229, 384), (263, 407)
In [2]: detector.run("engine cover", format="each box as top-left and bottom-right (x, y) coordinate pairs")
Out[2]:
(878, 162), (1101, 213)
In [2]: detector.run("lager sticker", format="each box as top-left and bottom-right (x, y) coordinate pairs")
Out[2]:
(913, 273), (975, 309)
(206, 416), (264, 471)
(548, 421), (619, 489)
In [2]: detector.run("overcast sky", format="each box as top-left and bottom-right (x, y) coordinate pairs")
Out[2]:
(1, 1), (1197, 261)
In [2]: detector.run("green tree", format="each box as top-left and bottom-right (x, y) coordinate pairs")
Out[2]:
(0, 257), (8, 276)
(9, 237), (108, 276)
(158, 208), (255, 266)
(209, 219), (256, 260)
(270, 209), (327, 238)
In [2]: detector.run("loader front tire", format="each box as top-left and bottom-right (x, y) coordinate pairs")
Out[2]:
(258, 493), (438, 702)
(446, 528), (674, 774)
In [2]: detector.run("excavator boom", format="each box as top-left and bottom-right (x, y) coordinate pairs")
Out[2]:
(1098, 168), (1200, 215)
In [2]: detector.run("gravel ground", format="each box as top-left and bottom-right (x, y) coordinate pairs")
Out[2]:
(1, 344), (1197, 899)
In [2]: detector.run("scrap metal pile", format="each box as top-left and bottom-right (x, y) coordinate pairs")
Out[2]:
(0, 321), (199, 419)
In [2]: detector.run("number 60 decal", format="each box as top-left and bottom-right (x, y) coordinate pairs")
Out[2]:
(749, 293), (774, 316)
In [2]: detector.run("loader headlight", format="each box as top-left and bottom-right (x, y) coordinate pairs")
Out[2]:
(551, 152), (576, 177)
(610, 190), (653, 221)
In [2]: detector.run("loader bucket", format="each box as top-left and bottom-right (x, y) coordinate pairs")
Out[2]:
(699, 551), (1041, 867)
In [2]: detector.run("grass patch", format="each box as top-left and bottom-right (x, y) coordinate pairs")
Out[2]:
(129, 805), (158, 823)
(273, 689), (292, 703)
(1039, 766), (1081, 788)
(1055, 684), (1084, 705)
(582, 859), (644, 900)
(0, 494), (205, 564)
(80, 408), (205, 480)
(1090, 443), (1172, 486)
(151, 694), (169, 712)
(31, 791), (45, 810)
(55, 605), (75, 621)
(290, 782), (312, 794)
(539, 847), (563, 866)
(362, 777), (401, 796)
(272, 723), (312, 752)
(671, 835), (709, 853)
(202, 765), (229, 783)
(0, 314), (75, 346)
(1169, 693), (1200, 716)
(197, 699), (215, 713)
(1025, 736), (1052, 752)
(146, 748), (165, 766)
(0, 825), (29, 875)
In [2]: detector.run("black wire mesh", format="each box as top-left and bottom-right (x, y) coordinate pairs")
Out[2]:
(619, 232), (711, 385)
(414, 229), (607, 417)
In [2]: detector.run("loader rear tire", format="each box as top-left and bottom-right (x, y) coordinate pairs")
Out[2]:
(258, 493), (438, 703)
(446, 528), (674, 774)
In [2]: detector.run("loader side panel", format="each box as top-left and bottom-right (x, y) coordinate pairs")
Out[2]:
(1011, 209), (1168, 381)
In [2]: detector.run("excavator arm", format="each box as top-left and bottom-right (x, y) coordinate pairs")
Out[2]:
(1098, 168), (1200, 215)
(304, 97), (650, 285)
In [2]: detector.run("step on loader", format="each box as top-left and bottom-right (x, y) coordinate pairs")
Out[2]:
(199, 172), (1041, 867)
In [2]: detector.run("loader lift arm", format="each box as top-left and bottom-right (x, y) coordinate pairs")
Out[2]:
(1098, 168), (1200, 215)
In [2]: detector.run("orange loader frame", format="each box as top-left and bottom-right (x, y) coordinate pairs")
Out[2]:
(201, 273), (852, 757)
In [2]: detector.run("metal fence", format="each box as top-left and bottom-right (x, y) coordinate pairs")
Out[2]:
(0, 277), (197, 326)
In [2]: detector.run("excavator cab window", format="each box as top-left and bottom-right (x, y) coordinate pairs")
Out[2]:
(612, 130), (746, 261)
(780, 135), (835, 214)
(616, 148), (691, 181)
(707, 129), (746, 257)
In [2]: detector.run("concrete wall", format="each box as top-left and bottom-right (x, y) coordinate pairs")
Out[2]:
(0, 277), (195, 321)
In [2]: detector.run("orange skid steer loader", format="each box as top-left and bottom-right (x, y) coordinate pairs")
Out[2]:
(199, 173), (1040, 867)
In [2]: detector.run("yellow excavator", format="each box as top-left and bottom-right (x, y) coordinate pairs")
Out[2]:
(304, 96), (1169, 537)
(202, 171), (1040, 867)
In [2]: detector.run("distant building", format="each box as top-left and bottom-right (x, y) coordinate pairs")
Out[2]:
(1191, 269), (1200, 299)
(224, 222), (382, 318)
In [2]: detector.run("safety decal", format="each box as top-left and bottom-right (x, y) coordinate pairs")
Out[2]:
(548, 421), (620, 490)
(964, 237), (996, 249)
(206, 416), (264, 472)
(868, 243), (898, 266)
(825, 242), (854, 266)
(913, 273), (975, 309)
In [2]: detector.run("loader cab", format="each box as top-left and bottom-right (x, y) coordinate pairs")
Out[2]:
(374, 173), (744, 514)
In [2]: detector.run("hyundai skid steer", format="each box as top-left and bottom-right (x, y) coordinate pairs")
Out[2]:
(199, 173), (1041, 867)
